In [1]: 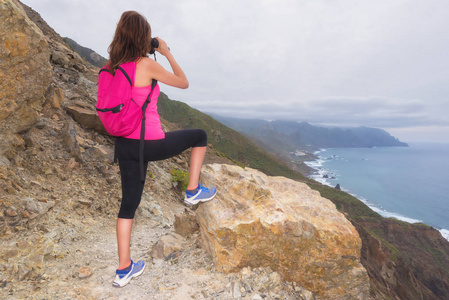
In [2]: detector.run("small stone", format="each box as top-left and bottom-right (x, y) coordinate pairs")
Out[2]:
(29, 254), (43, 269)
(241, 267), (252, 276)
(241, 286), (247, 297)
(30, 181), (42, 187)
(38, 224), (49, 233)
(106, 176), (116, 184)
(73, 64), (86, 72)
(91, 145), (113, 162)
(61, 74), (70, 82)
(16, 264), (32, 281)
(297, 287), (314, 300)
(23, 197), (55, 217)
(67, 158), (79, 170)
(44, 167), (53, 175)
(0, 156), (11, 167)
(5, 207), (18, 217)
(150, 233), (184, 260)
(11, 181), (22, 191)
(78, 199), (93, 206)
(232, 281), (241, 299)
(78, 266), (94, 279)
(35, 121), (47, 129)
(51, 50), (70, 66)
(174, 209), (200, 237)
(50, 87), (64, 108)
(4, 249), (19, 259)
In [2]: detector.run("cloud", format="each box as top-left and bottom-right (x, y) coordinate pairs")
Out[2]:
(194, 95), (449, 130)
(21, 0), (449, 142)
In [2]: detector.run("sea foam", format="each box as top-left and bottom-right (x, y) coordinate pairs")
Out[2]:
(440, 229), (449, 241)
(305, 149), (449, 242)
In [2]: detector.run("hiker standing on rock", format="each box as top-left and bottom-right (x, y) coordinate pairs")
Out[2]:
(102, 11), (217, 288)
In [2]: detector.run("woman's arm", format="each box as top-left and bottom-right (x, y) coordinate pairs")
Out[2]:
(145, 37), (189, 89)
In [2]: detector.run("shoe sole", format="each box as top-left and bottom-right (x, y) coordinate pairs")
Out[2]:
(112, 264), (145, 288)
(184, 191), (217, 206)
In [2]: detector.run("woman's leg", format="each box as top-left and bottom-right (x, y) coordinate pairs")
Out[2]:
(114, 130), (208, 263)
(143, 130), (208, 190)
(116, 156), (148, 269)
(116, 218), (133, 269)
(187, 146), (207, 190)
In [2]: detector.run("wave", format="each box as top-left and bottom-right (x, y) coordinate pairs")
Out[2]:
(305, 153), (449, 242)
(440, 229), (449, 241)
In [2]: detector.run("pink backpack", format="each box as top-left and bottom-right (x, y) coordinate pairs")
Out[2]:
(97, 62), (141, 136)
(97, 61), (157, 181)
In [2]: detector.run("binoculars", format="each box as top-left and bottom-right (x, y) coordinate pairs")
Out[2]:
(150, 38), (159, 54)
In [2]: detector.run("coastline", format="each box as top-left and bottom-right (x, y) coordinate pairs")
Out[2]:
(305, 148), (449, 242)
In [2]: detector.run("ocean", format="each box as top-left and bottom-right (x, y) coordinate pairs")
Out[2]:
(305, 142), (449, 241)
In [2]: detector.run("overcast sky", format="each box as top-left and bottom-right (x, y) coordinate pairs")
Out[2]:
(21, 0), (449, 143)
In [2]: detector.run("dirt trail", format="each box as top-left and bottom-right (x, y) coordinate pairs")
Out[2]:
(4, 201), (301, 300)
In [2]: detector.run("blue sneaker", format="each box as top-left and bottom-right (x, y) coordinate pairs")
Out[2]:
(112, 260), (145, 288)
(184, 183), (217, 206)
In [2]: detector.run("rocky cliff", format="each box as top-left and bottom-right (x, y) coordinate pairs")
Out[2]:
(1, 1), (449, 299)
(196, 164), (369, 299)
(0, 0), (52, 162)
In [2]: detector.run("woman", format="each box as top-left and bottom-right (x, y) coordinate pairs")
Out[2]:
(107, 11), (217, 288)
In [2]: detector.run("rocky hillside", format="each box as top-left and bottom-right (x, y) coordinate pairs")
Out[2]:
(1, 1), (449, 299)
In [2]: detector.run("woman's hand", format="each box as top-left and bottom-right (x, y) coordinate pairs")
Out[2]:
(143, 37), (188, 89)
(155, 37), (170, 56)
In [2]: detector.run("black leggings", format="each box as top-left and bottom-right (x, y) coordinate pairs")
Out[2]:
(115, 129), (207, 219)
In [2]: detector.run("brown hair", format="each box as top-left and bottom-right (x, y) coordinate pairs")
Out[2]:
(108, 11), (152, 73)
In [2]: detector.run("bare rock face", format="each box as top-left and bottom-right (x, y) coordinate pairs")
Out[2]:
(196, 164), (370, 299)
(0, 0), (52, 158)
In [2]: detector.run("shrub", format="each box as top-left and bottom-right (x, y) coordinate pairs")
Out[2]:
(170, 168), (189, 192)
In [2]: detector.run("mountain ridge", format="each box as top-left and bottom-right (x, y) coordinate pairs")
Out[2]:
(63, 37), (108, 68)
(212, 114), (408, 152)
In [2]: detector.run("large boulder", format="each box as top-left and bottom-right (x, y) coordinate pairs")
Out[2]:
(196, 164), (370, 299)
(0, 0), (52, 158)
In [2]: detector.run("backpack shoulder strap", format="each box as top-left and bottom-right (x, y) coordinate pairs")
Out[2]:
(116, 66), (133, 87)
(139, 79), (158, 181)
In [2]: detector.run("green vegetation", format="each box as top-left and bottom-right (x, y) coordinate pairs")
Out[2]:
(367, 228), (400, 261)
(170, 168), (189, 192)
(158, 93), (307, 182)
(307, 182), (382, 221)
